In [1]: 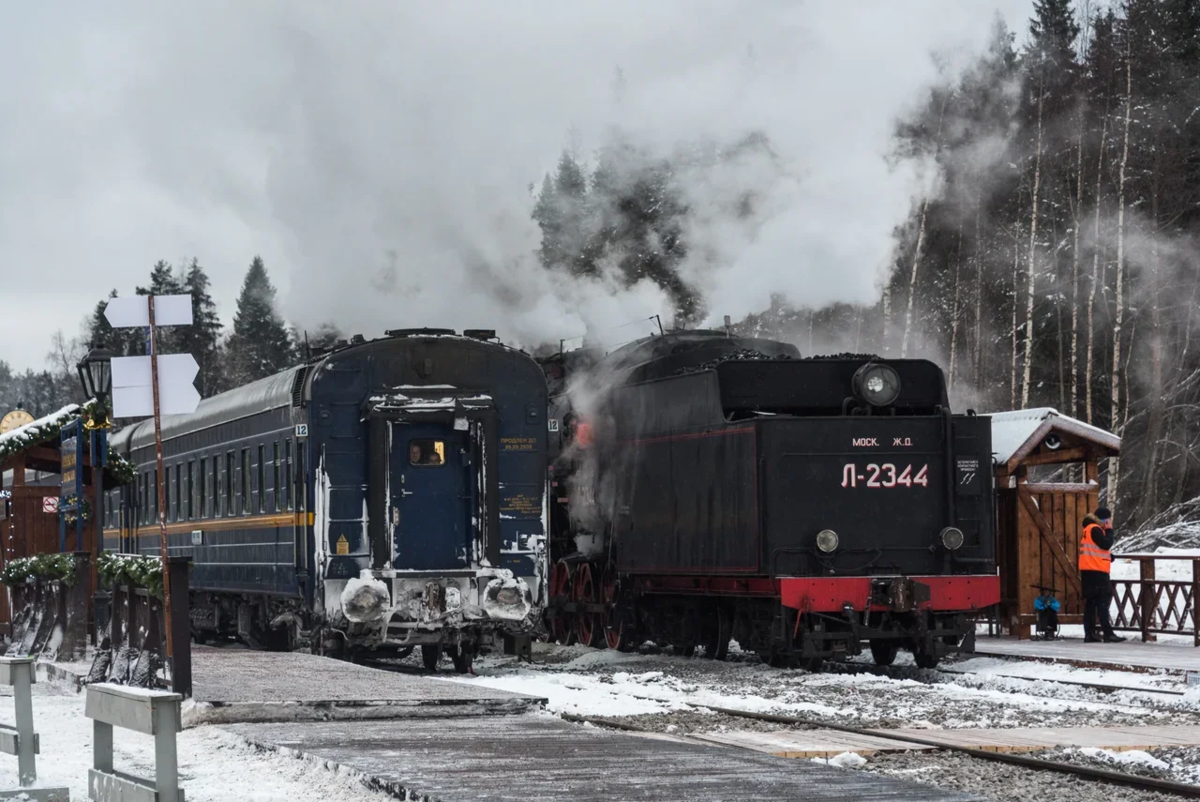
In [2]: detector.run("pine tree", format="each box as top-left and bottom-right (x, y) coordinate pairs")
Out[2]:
(133, 260), (187, 355)
(226, 257), (295, 385)
(177, 259), (224, 397)
(86, 290), (144, 356)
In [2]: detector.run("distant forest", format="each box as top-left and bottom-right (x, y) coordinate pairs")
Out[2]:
(5, 0), (1198, 532)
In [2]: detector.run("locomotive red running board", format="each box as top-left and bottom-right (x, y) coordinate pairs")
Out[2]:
(778, 575), (1000, 613)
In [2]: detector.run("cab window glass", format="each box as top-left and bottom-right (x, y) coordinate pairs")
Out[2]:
(409, 439), (445, 466)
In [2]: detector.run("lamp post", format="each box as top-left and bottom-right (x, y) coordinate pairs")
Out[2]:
(77, 345), (115, 414)
(77, 345), (114, 560)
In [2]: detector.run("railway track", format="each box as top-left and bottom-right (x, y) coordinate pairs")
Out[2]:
(566, 701), (1200, 799)
(820, 659), (1187, 699)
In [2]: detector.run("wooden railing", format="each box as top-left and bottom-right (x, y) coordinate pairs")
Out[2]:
(1110, 554), (1200, 646)
(88, 556), (192, 697)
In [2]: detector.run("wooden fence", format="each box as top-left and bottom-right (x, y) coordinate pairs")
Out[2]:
(1111, 554), (1200, 646)
(6, 552), (91, 662)
(88, 556), (192, 697)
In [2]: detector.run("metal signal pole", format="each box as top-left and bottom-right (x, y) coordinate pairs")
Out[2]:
(148, 296), (175, 660)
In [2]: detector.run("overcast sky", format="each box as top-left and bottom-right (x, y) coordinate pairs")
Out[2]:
(0, 1), (1037, 372)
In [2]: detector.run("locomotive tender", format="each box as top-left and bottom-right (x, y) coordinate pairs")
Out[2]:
(104, 329), (547, 672)
(543, 330), (998, 669)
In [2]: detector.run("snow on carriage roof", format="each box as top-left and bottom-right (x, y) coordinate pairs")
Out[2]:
(112, 367), (302, 452)
(987, 407), (1121, 466)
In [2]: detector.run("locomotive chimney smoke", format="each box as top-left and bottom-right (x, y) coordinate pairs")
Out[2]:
(0, 3), (1029, 369)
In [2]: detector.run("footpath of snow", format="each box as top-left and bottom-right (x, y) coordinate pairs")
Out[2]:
(443, 644), (1183, 730)
(443, 647), (856, 719)
(0, 686), (394, 801)
(952, 655), (1185, 692)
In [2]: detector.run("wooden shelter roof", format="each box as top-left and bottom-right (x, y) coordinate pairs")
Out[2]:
(987, 407), (1120, 473)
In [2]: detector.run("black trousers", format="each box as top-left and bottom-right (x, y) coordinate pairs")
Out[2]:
(1083, 586), (1115, 639)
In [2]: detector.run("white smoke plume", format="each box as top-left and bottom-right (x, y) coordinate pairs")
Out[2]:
(0, 1), (1035, 367)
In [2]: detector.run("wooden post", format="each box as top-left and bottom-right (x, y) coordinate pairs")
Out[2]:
(167, 557), (192, 698)
(148, 295), (175, 662)
(1193, 559), (1200, 648)
(1140, 558), (1156, 642)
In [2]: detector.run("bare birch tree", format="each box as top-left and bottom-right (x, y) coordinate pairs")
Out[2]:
(1020, 83), (1046, 409)
(1108, 42), (1132, 502)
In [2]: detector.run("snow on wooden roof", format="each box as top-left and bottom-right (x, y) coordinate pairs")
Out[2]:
(988, 407), (1121, 466)
(0, 404), (81, 463)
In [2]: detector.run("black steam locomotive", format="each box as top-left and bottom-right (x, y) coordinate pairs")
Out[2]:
(542, 330), (997, 669)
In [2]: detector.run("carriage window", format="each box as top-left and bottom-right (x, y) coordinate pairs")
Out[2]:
(273, 442), (281, 512)
(409, 439), (445, 466)
(187, 461), (195, 520)
(241, 448), (251, 514)
(198, 459), (206, 519)
(257, 445), (266, 513)
(226, 452), (235, 515)
(153, 469), (159, 523)
(212, 457), (220, 518)
(284, 439), (293, 511)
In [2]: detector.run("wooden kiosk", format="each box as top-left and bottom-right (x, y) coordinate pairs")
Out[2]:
(0, 407), (103, 634)
(990, 408), (1121, 638)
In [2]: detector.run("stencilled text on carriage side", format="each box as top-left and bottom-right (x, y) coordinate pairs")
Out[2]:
(851, 437), (879, 447)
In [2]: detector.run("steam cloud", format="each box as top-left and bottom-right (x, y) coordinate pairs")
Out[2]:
(0, 1), (1034, 366)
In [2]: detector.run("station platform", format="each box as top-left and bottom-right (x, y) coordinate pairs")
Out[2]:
(40, 646), (545, 725)
(184, 646), (545, 724)
(231, 714), (981, 801)
(972, 635), (1200, 674)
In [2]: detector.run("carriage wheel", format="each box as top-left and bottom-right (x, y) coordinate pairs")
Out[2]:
(549, 560), (575, 646)
(601, 567), (626, 651)
(574, 563), (603, 647)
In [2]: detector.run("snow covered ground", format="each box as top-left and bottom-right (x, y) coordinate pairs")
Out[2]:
(0, 682), (395, 801)
(439, 642), (1200, 799)
(442, 642), (1200, 731)
(10, 641), (1200, 800)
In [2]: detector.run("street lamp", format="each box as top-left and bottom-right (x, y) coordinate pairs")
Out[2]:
(77, 344), (115, 413)
(76, 344), (115, 564)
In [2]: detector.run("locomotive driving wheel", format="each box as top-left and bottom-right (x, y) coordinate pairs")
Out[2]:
(701, 604), (731, 661)
(574, 563), (604, 648)
(549, 559), (575, 645)
(600, 566), (628, 651)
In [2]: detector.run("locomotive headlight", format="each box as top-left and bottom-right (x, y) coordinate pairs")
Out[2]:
(816, 529), (839, 553)
(852, 363), (902, 407)
(940, 527), (965, 551)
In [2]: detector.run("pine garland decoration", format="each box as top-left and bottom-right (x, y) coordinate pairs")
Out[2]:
(0, 553), (78, 587)
(96, 551), (164, 598)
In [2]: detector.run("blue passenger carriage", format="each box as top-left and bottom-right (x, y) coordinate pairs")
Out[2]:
(104, 329), (548, 671)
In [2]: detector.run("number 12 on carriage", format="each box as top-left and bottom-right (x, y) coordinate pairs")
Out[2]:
(841, 463), (929, 489)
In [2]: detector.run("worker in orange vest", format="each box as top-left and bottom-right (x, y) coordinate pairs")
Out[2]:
(1080, 507), (1125, 644)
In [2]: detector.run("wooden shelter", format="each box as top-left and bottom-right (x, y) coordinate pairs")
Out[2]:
(990, 408), (1121, 637)
(0, 406), (101, 634)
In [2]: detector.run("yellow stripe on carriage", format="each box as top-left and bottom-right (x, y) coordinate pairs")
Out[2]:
(102, 511), (315, 539)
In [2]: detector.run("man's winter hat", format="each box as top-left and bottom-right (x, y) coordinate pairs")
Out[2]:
(1096, 507), (1112, 520)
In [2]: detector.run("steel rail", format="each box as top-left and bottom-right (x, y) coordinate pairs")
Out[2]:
(695, 703), (1200, 799)
(560, 697), (1200, 797)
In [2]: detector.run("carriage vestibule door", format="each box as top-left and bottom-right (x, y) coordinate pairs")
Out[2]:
(389, 422), (472, 570)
